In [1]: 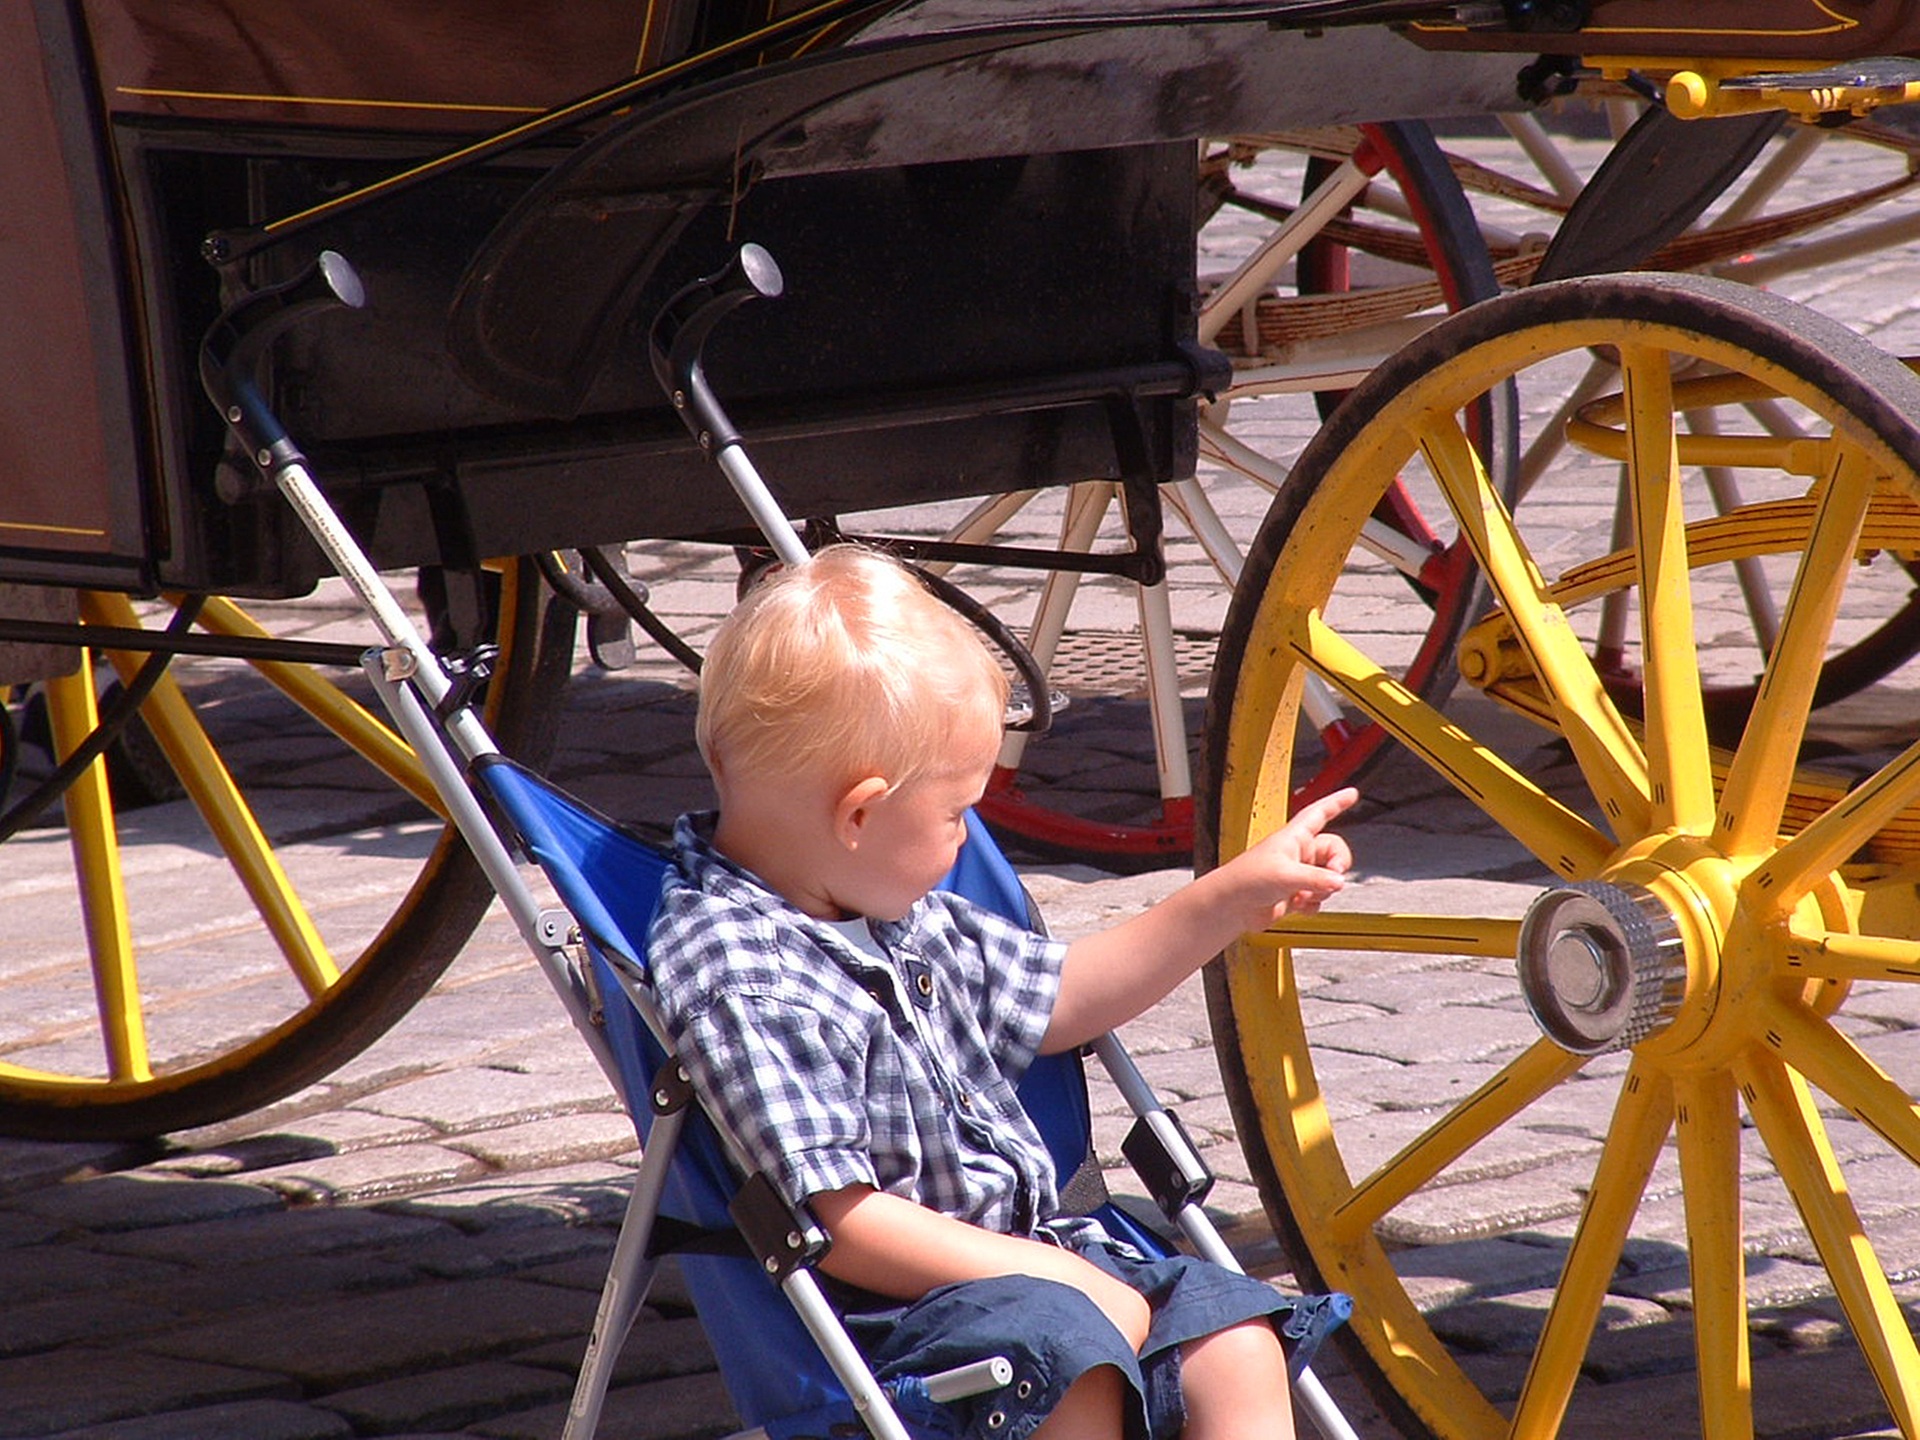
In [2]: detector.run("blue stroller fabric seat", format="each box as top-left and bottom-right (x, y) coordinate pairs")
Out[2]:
(471, 755), (1348, 1440)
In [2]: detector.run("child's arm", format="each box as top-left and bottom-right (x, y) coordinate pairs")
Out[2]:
(810, 1184), (1151, 1348)
(1042, 787), (1359, 1053)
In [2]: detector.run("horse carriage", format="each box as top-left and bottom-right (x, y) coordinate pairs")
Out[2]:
(11, 2), (1920, 1437)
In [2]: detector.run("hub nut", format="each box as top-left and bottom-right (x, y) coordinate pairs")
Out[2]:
(1517, 881), (1685, 1055)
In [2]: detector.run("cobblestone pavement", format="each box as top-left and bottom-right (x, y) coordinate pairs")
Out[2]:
(7, 120), (1920, 1439)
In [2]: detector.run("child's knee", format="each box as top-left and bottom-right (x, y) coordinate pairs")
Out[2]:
(1180, 1321), (1289, 1399)
(1029, 1362), (1126, 1440)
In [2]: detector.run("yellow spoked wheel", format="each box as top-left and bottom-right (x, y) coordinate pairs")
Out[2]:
(0, 559), (572, 1139)
(1203, 273), (1920, 1440)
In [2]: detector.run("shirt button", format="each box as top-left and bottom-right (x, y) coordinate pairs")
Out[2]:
(916, 972), (934, 998)
(987, 1412), (1007, 1429)
(957, 1092), (973, 1111)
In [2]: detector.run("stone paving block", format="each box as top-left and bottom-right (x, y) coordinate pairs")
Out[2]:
(1123, 1044), (1229, 1102)
(446, 1111), (639, 1172)
(357, 1066), (622, 1133)
(1022, 867), (1187, 938)
(94, 1201), (451, 1266)
(0, 1138), (148, 1200)
(475, 1369), (738, 1440)
(1428, 1285), (1668, 1355)
(380, 1163), (635, 1231)
(1749, 1344), (1898, 1440)
(1546, 1364), (1706, 1440)
(120, 1249), (420, 1319)
(513, 1313), (717, 1383)
(0, 1209), (63, 1250)
(1612, 1252), (1839, 1313)
(0, 1347), (292, 1437)
(0, 1241), (182, 1304)
(1579, 1310), (1700, 1382)
(0, 1290), (174, 1357)
(7, 1172), (285, 1233)
(366, 980), (591, 1054)
(1200, 1178), (1272, 1238)
(204, 1106), (443, 1161)
(1310, 1005), (1534, 1067)
(1842, 986), (1920, 1030)
(54, 1400), (353, 1440)
(1329, 1105), (1600, 1192)
(1147, 1089), (1241, 1142)
(142, 1277), (597, 1391)
(319, 1359), (574, 1435)
(247, 1142), (492, 1205)
(402, 1215), (615, 1283)
(1758, 1199), (1920, 1278)
(1390, 1236), (1573, 1308)
(1325, 1057), (1504, 1115)
(1373, 1154), (1597, 1247)
(1294, 995), (1395, 1034)
(1311, 967), (1523, 1013)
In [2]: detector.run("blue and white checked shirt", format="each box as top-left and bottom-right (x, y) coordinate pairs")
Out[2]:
(649, 812), (1071, 1235)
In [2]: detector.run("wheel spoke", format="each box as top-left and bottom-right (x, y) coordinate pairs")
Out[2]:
(1258, 912), (1520, 958)
(1676, 1071), (1753, 1440)
(1417, 412), (1651, 838)
(1784, 928), (1920, 983)
(192, 595), (444, 816)
(1325, 1039), (1584, 1242)
(1759, 992), (1920, 1167)
(1199, 150), (1376, 345)
(43, 668), (151, 1083)
(1511, 1060), (1675, 1440)
(1293, 609), (1613, 878)
(1738, 1052), (1920, 1433)
(1713, 444), (1876, 857)
(1744, 736), (1920, 920)
(1620, 344), (1714, 834)
(85, 594), (340, 999)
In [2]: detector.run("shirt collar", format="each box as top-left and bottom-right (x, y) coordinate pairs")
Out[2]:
(671, 811), (927, 955)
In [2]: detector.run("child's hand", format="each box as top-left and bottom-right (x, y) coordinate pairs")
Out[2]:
(1048, 786), (1362, 1052)
(1231, 786), (1359, 926)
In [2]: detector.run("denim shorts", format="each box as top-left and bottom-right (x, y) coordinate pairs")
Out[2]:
(836, 1228), (1295, 1440)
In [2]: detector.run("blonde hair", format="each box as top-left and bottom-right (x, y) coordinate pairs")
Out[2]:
(696, 546), (1009, 791)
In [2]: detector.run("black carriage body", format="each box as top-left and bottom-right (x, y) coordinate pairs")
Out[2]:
(1, 1), (1527, 601)
(181, 140), (1202, 597)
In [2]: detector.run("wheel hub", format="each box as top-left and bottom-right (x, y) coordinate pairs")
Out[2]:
(1517, 881), (1687, 1054)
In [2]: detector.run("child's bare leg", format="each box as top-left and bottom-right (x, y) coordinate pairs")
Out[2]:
(1029, 1364), (1126, 1440)
(1178, 1321), (1295, 1440)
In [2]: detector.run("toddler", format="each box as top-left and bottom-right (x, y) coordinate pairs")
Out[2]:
(651, 546), (1356, 1440)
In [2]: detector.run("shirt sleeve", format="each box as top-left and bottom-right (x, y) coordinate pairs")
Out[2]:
(673, 986), (880, 1207)
(939, 895), (1067, 1084)
(652, 891), (880, 1208)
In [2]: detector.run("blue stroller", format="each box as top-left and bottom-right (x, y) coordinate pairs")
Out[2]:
(199, 244), (1358, 1440)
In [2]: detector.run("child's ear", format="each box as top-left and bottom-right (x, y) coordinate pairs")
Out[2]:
(833, 775), (891, 848)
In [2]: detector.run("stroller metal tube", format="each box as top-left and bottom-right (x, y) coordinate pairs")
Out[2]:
(363, 654), (622, 1088)
(1091, 1035), (1360, 1440)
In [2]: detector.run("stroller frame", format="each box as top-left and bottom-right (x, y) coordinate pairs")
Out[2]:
(199, 245), (1361, 1440)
